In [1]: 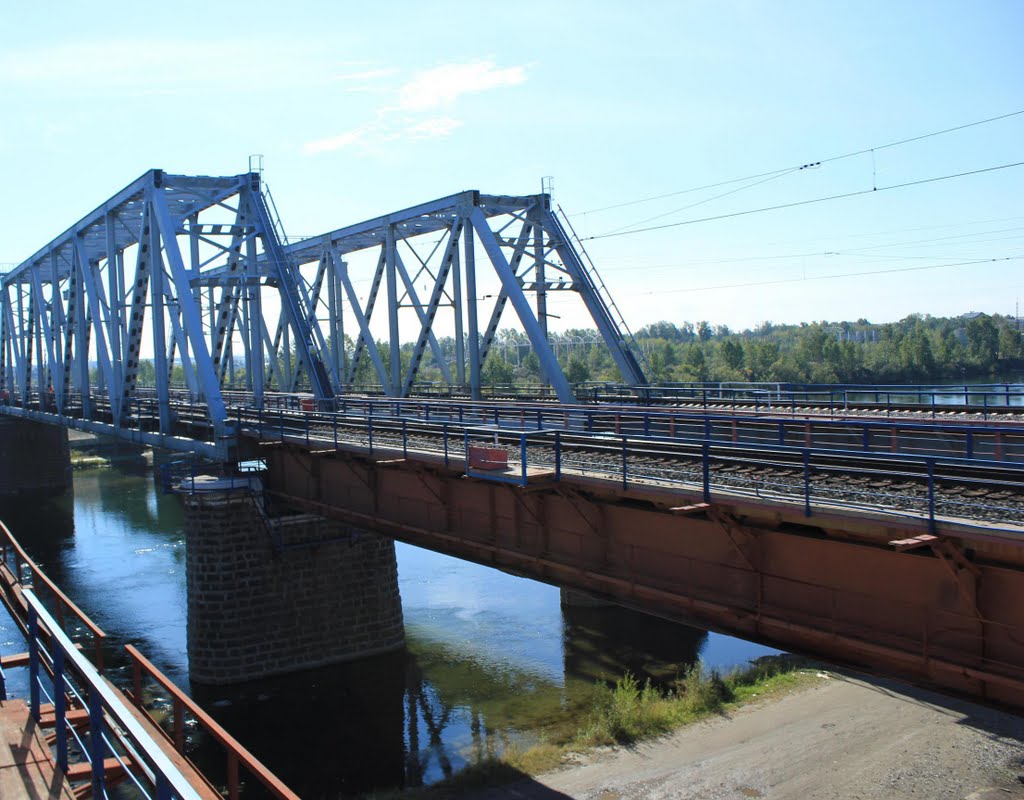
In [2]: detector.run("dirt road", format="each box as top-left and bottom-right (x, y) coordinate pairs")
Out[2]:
(473, 673), (1024, 800)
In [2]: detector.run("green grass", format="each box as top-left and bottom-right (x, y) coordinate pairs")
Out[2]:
(364, 655), (825, 799)
(69, 451), (110, 468)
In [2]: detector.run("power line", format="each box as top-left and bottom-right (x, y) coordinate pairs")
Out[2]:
(576, 108), (1024, 216)
(598, 227), (1024, 272)
(638, 256), (1023, 295)
(598, 170), (799, 236)
(584, 161), (1024, 242)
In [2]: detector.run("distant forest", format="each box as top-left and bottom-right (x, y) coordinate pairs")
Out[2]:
(139, 312), (1024, 389)
(475, 312), (1024, 386)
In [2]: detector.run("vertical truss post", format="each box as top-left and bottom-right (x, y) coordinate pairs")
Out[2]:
(121, 202), (153, 419)
(72, 244), (91, 418)
(149, 227), (172, 433)
(245, 231), (264, 407)
(463, 215), (482, 400)
(0, 288), (9, 396)
(149, 185), (228, 439)
(469, 208), (574, 403)
(48, 251), (66, 412)
(531, 207), (549, 346)
(385, 225), (401, 394)
(451, 226), (466, 388)
(31, 275), (46, 410)
(105, 216), (124, 422)
(325, 245), (345, 391)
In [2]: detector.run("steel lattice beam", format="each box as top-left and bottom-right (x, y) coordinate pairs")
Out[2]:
(274, 190), (648, 402)
(0, 170), (341, 456)
(0, 173), (647, 454)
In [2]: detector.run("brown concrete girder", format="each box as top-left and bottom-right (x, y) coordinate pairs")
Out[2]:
(262, 440), (1024, 711)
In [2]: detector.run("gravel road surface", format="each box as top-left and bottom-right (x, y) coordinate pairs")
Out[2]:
(471, 673), (1024, 800)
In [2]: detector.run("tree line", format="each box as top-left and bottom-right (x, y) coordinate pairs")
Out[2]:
(134, 311), (1024, 390)
(476, 312), (1024, 386)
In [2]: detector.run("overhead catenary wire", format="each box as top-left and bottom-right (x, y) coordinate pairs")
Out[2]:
(599, 226), (1024, 272)
(576, 108), (1024, 216)
(637, 256), (1023, 295)
(598, 169), (801, 236)
(584, 161), (1024, 242)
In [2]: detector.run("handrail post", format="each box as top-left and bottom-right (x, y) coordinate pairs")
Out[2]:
(89, 687), (106, 800)
(54, 646), (68, 771)
(94, 631), (104, 674)
(131, 654), (143, 705)
(174, 697), (185, 752)
(403, 420), (408, 458)
(702, 441), (711, 503)
(28, 605), (40, 721)
(520, 434), (528, 487)
(228, 751), (240, 800)
(927, 459), (936, 534)
(803, 449), (811, 517)
(554, 431), (562, 480)
(621, 436), (628, 490)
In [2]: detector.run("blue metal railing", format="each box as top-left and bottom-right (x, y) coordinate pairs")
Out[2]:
(236, 395), (1024, 466)
(580, 381), (1024, 414)
(238, 406), (1024, 536)
(24, 589), (203, 800)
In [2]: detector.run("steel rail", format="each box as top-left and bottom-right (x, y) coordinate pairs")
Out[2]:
(233, 408), (1024, 535)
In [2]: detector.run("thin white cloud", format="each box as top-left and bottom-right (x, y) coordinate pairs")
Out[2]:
(406, 117), (463, 139)
(303, 60), (527, 156)
(303, 124), (378, 154)
(397, 61), (527, 111)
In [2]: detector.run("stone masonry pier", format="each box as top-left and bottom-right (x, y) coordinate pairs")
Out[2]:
(0, 418), (71, 497)
(182, 481), (404, 685)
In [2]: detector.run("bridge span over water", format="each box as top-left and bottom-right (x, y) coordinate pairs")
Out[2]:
(1, 171), (1022, 716)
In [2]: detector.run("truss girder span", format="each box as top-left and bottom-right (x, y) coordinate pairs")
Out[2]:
(0, 170), (333, 457)
(0, 171), (646, 455)
(269, 189), (648, 402)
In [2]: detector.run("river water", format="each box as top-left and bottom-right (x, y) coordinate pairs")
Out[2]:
(0, 461), (778, 798)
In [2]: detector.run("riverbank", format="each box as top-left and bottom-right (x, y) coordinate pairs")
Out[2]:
(67, 429), (154, 469)
(366, 657), (823, 799)
(466, 672), (1024, 800)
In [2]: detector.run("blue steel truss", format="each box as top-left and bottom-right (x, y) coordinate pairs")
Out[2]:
(0, 171), (647, 456)
(274, 189), (649, 401)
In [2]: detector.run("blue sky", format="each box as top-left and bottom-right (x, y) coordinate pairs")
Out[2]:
(1, 0), (1022, 333)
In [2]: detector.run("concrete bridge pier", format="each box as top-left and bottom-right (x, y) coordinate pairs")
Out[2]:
(181, 479), (404, 685)
(0, 418), (72, 496)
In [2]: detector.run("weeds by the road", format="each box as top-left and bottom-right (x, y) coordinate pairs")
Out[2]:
(373, 655), (824, 799)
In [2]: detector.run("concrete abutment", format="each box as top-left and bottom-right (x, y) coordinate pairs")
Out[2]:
(182, 485), (404, 685)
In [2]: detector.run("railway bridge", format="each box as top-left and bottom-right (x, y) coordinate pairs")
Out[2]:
(0, 170), (1022, 712)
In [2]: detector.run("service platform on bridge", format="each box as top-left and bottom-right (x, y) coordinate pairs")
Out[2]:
(0, 698), (75, 799)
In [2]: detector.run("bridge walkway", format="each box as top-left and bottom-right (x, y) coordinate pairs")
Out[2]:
(0, 697), (75, 799)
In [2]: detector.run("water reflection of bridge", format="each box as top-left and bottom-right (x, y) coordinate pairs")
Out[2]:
(191, 606), (707, 796)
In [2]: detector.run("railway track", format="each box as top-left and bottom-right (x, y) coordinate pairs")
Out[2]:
(236, 409), (1024, 532)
